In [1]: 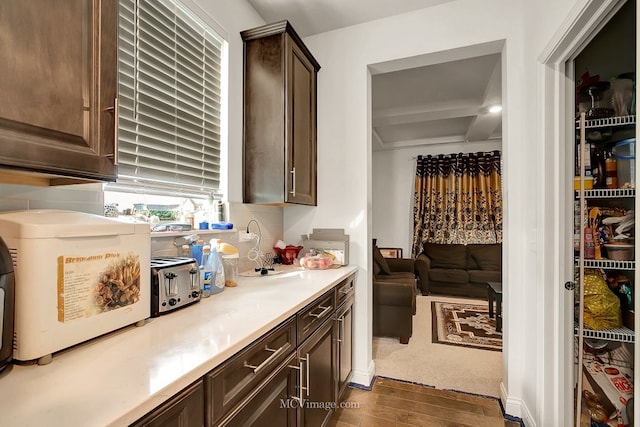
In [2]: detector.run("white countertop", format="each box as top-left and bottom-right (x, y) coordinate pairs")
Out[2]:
(0, 265), (358, 427)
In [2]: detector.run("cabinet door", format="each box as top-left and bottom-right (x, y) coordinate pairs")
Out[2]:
(0, 0), (117, 183)
(217, 354), (297, 427)
(242, 32), (286, 204)
(297, 318), (334, 427)
(131, 380), (204, 427)
(285, 34), (317, 206)
(335, 297), (354, 401)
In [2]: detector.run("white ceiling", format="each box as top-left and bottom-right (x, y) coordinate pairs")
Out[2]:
(372, 53), (502, 150)
(247, 0), (503, 151)
(247, 0), (455, 38)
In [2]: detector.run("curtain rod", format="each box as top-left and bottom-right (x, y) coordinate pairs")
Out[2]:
(411, 149), (501, 160)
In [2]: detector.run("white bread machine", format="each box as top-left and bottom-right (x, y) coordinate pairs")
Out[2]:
(0, 210), (150, 364)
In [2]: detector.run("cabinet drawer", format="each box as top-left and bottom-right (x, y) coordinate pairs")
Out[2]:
(335, 274), (355, 308)
(216, 354), (297, 427)
(297, 289), (335, 344)
(131, 380), (204, 427)
(205, 317), (296, 426)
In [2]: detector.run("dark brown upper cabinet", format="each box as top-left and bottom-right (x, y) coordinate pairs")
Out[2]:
(0, 0), (117, 185)
(241, 21), (320, 206)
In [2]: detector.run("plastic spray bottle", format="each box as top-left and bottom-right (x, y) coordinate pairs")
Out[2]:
(210, 239), (225, 295)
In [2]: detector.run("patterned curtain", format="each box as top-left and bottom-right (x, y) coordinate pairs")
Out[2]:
(411, 151), (502, 256)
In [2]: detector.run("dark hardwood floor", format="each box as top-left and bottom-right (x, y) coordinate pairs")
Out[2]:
(329, 377), (521, 427)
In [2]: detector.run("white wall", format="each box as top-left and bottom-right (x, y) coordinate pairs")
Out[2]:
(281, 0), (584, 424)
(0, 183), (105, 214)
(372, 142), (500, 256)
(282, 0), (527, 415)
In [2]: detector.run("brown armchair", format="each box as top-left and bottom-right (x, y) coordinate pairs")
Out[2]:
(372, 243), (417, 344)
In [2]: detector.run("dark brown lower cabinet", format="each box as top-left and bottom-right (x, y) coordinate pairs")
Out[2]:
(132, 273), (356, 427)
(205, 318), (296, 426)
(216, 354), (297, 426)
(297, 318), (334, 427)
(130, 380), (204, 427)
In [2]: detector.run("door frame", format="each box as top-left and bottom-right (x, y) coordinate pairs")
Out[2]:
(538, 0), (628, 424)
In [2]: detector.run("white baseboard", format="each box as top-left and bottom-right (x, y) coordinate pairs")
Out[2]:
(349, 360), (376, 389)
(501, 382), (535, 426)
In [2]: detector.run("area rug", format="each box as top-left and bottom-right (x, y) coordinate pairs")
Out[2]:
(431, 301), (502, 351)
(373, 296), (503, 397)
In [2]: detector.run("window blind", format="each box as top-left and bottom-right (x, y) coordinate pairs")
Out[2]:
(111, 0), (224, 198)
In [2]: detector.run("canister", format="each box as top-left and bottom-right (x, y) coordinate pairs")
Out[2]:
(612, 138), (635, 187)
(222, 253), (239, 287)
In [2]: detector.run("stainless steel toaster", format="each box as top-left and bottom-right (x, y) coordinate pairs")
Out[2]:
(150, 257), (201, 317)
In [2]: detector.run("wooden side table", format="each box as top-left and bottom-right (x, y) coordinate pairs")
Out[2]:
(487, 281), (503, 333)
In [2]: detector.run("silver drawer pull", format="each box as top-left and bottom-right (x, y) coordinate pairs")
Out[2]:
(336, 316), (344, 343)
(305, 352), (310, 397)
(339, 286), (353, 294)
(288, 356), (308, 403)
(289, 167), (296, 197)
(244, 343), (288, 374)
(308, 305), (332, 319)
(104, 98), (119, 165)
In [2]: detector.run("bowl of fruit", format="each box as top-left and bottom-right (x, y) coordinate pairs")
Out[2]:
(299, 251), (335, 270)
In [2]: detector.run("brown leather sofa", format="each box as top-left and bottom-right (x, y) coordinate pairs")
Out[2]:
(372, 244), (417, 344)
(415, 243), (502, 298)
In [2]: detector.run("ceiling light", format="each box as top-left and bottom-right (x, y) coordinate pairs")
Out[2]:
(488, 105), (502, 113)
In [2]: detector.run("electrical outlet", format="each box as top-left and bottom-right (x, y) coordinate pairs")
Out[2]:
(239, 232), (257, 242)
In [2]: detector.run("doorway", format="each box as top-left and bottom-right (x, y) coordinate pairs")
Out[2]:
(540, 0), (634, 424)
(369, 42), (506, 397)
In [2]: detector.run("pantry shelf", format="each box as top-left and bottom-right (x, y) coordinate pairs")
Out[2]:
(576, 258), (636, 270)
(576, 188), (636, 198)
(575, 115), (636, 129)
(574, 323), (635, 343)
